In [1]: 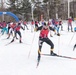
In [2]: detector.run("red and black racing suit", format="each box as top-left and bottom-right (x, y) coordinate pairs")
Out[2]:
(36, 26), (55, 58)
(11, 23), (24, 43)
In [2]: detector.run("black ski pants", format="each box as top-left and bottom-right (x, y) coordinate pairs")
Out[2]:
(38, 37), (54, 52)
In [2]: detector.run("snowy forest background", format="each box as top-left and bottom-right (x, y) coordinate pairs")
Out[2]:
(0, 0), (76, 21)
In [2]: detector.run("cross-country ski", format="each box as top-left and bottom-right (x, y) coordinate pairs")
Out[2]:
(41, 54), (76, 60)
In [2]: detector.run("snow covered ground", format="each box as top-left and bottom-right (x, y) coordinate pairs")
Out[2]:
(0, 21), (76, 75)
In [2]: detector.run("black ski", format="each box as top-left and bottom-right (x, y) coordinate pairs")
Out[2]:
(5, 41), (14, 46)
(41, 54), (76, 60)
(36, 61), (40, 68)
(36, 57), (40, 68)
(5, 41), (30, 46)
(5, 39), (14, 46)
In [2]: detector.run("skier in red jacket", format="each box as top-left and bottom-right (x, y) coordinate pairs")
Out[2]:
(68, 17), (73, 32)
(35, 22), (57, 61)
(11, 22), (24, 43)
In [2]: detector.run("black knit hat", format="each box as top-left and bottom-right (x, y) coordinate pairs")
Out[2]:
(44, 22), (47, 26)
(18, 23), (21, 25)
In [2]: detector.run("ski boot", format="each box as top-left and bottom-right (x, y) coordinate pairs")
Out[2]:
(51, 51), (57, 56)
(57, 33), (60, 36)
(7, 36), (10, 39)
(11, 39), (14, 43)
(73, 44), (76, 51)
(19, 40), (22, 43)
(16, 37), (18, 39)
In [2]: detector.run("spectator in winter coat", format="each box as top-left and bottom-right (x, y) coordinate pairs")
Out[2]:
(68, 17), (73, 32)
(23, 20), (29, 30)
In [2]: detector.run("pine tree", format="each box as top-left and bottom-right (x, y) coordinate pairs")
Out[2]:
(6, 0), (31, 21)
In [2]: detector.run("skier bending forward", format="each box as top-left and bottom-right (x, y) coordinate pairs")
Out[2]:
(35, 22), (57, 61)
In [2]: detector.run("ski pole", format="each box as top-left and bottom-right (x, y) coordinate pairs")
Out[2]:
(68, 32), (75, 46)
(28, 32), (36, 58)
(58, 27), (61, 55)
(58, 35), (60, 55)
